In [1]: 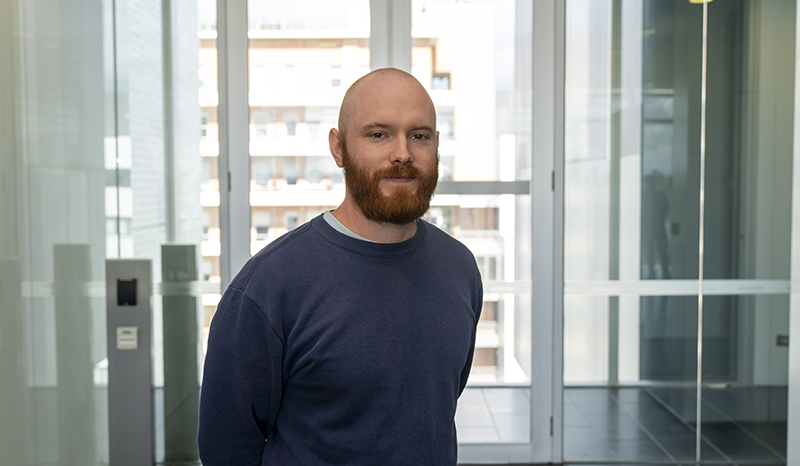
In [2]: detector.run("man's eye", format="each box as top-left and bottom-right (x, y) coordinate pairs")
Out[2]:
(370, 132), (385, 139)
(411, 134), (428, 140)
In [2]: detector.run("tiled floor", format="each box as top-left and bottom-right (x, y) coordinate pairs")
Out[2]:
(564, 387), (787, 464)
(456, 387), (531, 443)
(24, 386), (787, 465)
(456, 386), (786, 465)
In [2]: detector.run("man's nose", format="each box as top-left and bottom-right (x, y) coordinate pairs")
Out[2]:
(391, 137), (413, 165)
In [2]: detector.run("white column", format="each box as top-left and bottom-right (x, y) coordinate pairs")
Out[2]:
(217, 0), (251, 288)
(786, 1), (800, 460)
(370, 0), (411, 71)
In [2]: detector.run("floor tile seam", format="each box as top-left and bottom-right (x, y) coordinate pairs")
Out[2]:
(480, 388), (504, 442)
(481, 388), (530, 414)
(617, 403), (679, 463)
(562, 394), (622, 461)
(645, 387), (734, 463)
(568, 393), (626, 462)
(697, 395), (786, 461)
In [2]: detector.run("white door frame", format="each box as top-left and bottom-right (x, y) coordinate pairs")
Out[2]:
(215, 0), (567, 463)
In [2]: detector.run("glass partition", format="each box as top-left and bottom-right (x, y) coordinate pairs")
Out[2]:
(563, 0), (793, 463)
(1, 0), (210, 463)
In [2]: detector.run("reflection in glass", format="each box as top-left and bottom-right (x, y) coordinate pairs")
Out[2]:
(564, 387), (699, 463)
(640, 0), (702, 281)
(640, 296), (698, 380)
(698, 295), (788, 462)
(641, 0), (795, 281)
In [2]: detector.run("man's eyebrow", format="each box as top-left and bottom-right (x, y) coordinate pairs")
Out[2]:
(359, 122), (436, 133)
(360, 122), (391, 131)
(410, 125), (436, 133)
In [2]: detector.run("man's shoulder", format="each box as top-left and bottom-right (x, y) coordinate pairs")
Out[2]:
(229, 220), (321, 289)
(421, 221), (479, 266)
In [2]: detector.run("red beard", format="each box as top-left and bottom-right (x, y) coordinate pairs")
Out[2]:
(341, 144), (439, 225)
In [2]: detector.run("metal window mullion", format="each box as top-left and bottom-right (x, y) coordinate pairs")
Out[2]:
(217, 0), (250, 289)
(369, 0), (411, 71)
(163, 0), (177, 243)
(531, 0), (564, 463)
(696, 1), (709, 461)
(789, 2), (800, 461)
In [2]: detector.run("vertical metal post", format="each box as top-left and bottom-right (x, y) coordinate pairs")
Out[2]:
(696, 0), (709, 461)
(217, 0), (251, 289)
(162, 0), (177, 243)
(786, 2), (800, 462)
(370, 0), (412, 71)
(531, 0), (565, 462)
(54, 244), (96, 466)
(608, 0), (623, 388)
(161, 245), (200, 461)
(0, 258), (25, 465)
(107, 259), (154, 466)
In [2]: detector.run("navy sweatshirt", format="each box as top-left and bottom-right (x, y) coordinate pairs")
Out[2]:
(198, 214), (483, 465)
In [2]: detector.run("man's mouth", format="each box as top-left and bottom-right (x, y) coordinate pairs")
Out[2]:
(384, 176), (416, 183)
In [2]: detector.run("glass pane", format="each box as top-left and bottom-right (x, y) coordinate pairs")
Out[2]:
(702, 1), (794, 280)
(199, 0), (223, 340)
(640, 0), (703, 280)
(413, 0), (533, 392)
(246, 0), (369, 254)
(409, 0), (533, 446)
(700, 295), (788, 462)
(2, 0), (110, 462)
(564, 296), (699, 462)
(3, 0), (209, 463)
(564, 387), (700, 463)
(564, 0), (614, 283)
(564, 0), (795, 463)
(640, 296), (699, 381)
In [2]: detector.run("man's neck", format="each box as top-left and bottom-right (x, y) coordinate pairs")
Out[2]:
(331, 199), (417, 244)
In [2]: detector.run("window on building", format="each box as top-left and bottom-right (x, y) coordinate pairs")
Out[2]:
(251, 64), (269, 89)
(201, 113), (209, 137)
(432, 72), (451, 90)
(253, 210), (271, 239)
(285, 212), (299, 230)
(283, 159), (299, 184)
(283, 112), (299, 136)
(306, 158), (323, 184)
(252, 112), (270, 137)
(252, 160), (271, 187)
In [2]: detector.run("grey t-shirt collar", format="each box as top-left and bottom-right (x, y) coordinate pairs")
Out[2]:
(322, 210), (376, 243)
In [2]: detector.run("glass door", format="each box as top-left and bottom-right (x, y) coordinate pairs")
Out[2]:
(563, 0), (793, 463)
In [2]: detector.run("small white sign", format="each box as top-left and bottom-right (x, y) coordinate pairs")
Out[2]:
(116, 326), (138, 350)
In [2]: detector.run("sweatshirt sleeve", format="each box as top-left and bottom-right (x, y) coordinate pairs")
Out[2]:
(459, 267), (484, 395)
(198, 287), (283, 465)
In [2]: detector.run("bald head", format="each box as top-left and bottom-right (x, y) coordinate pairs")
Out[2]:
(337, 68), (436, 137)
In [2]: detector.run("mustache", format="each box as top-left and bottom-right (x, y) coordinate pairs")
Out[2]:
(374, 165), (423, 180)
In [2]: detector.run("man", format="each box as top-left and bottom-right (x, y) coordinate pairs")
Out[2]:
(198, 68), (483, 465)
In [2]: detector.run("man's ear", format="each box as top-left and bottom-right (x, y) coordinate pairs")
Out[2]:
(329, 128), (344, 168)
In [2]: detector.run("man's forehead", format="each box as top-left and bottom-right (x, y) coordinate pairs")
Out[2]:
(351, 83), (435, 118)
(338, 68), (436, 131)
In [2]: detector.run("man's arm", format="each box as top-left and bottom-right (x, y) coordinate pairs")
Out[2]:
(198, 287), (283, 465)
(459, 272), (484, 395)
